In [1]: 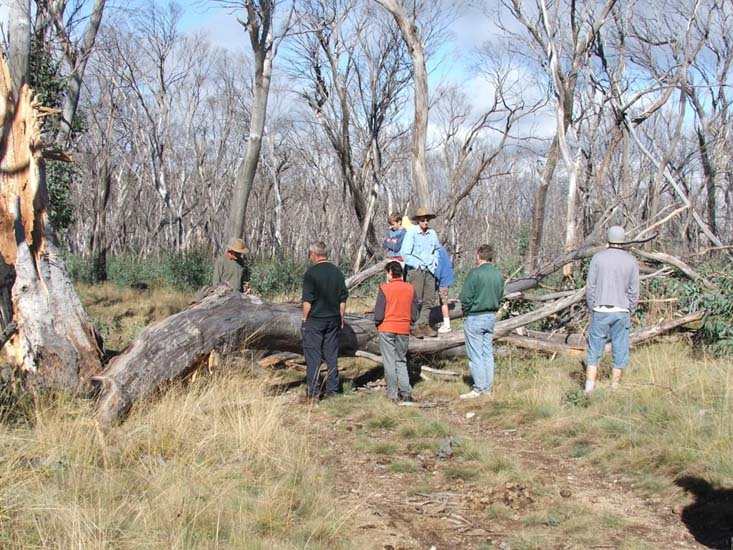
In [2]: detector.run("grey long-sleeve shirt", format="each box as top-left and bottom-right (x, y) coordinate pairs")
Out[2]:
(585, 247), (640, 313)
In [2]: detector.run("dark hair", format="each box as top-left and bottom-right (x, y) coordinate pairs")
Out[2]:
(388, 212), (402, 224)
(385, 261), (403, 279)
(477, 244), (494, 262)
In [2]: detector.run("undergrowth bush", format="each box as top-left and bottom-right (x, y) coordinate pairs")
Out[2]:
(249, 258), (306, 298)
(644, 259), (733, 356)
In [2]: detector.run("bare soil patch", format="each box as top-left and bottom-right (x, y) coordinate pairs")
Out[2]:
(289, 387), (707, 549)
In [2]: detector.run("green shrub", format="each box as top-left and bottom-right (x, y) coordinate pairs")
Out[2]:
(106, 255), (167, 288)
(65, 254), (94, 283)
(249, 259), (306, 298)
(643, 260), (733, 356)
(162, 248), (213, 292)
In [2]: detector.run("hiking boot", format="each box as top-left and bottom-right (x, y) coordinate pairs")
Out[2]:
(411, 326), (429, 338)
(399, 395), (414, 403)
(299, 395), (320, 405)
(418, 325), (438, 338)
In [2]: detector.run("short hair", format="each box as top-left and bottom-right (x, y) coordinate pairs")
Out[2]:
(477, 244), (494, 262)
(385, 261), (403, 278)
(388, 212), (402, 224)
(309, 241), (328, 257)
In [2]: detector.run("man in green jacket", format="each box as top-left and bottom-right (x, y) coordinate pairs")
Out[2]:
(459, 244), (504, 399)
(212, 238), (249, 291)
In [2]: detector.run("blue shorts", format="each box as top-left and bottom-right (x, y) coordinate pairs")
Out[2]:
(586, 311), (631, 369)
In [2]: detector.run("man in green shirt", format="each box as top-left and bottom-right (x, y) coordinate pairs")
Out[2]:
(459, 244), (504, 399)
(212, 238), (249, 292)
(301, 241), (349, 402)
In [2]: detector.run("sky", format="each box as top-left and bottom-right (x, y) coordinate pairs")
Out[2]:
(171, 0), (556, 139)
(0, 0), (555, 140)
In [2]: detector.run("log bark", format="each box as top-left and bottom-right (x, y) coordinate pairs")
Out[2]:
(502, 311), (704, 356)
(94, 286), (383, 424)
(0, 57), (102, 390)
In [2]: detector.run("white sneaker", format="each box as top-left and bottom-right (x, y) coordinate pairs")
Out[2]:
(438, 324), (452, 333)
(459, 389), (483, 399)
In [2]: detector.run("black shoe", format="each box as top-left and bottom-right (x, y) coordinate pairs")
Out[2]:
(399, 395), (414, 403)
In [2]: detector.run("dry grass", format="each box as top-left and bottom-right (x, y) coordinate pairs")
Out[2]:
(77, 283), (194, 350)
(0, 376), (351, 549)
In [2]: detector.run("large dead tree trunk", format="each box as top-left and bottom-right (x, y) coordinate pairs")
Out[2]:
(226, 0), (277, 241)
(0, 58), (102, 390)
(7, 0), (31, 99)
(94, 287), (383, 424)
(374, 0), (430, 208)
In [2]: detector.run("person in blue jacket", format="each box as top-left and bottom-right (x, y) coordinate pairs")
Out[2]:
(383, 212), (407, 262)
(435, 245), (455, 333)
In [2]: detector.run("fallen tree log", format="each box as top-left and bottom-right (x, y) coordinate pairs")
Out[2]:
(500, 311), (704, 356)
(95, 286), (585, 424)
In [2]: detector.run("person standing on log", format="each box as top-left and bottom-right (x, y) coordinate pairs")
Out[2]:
(459, 244), (504, 399)
(301, 241), (349, 403)
(383, 211), (407, 265)
(584, 226), (640, 394)
(436, 244), (455, 334)
(374, 261), (418, 403)
(399, 207), (440, 338)
(212, 238), (250, 292)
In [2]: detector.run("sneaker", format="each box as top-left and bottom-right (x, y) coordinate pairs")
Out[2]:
(459, 389), (483, 400)
(437, 324), (452, 334)
(399, 395), (413, 403)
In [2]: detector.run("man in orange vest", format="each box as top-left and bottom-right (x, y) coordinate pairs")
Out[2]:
(374, 261), (419, 402)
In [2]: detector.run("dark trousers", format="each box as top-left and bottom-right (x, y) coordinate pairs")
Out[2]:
(407, 268), (437, 327)
(302, 317), (340, 397)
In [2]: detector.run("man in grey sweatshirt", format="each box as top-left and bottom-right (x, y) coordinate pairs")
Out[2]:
(585, 226), (640, 393)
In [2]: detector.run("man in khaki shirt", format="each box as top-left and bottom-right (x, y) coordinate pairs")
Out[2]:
(213, 238), (249, 292)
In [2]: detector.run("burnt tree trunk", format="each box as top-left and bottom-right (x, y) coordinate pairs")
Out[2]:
(0, 57), (102, 390)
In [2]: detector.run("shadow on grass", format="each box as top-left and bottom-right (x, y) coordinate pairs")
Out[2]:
(675, 476), (733, 549)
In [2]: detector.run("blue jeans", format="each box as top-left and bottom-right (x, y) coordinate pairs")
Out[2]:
(464, 313), (496, 392)
(586, 311), (631, 369)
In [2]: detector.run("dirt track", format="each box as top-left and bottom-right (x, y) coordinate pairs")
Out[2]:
(292, 391), (707, 550)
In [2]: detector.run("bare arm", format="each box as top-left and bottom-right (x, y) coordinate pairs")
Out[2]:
(302, 301), (312, 322)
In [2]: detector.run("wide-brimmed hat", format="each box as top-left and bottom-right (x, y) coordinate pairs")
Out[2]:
(226, 238), (249, 254)
(410, 207), (437, 221)
(606, 226), (625, 244)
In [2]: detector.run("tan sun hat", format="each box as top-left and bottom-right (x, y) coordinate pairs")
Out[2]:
(226, 238), (249, 254)
(410, 207), (437, 221)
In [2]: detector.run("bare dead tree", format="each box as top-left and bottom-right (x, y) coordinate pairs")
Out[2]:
(221, 0), (294, 244)
(0, 50), (102, 389)
(373, 0), (431, 208)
